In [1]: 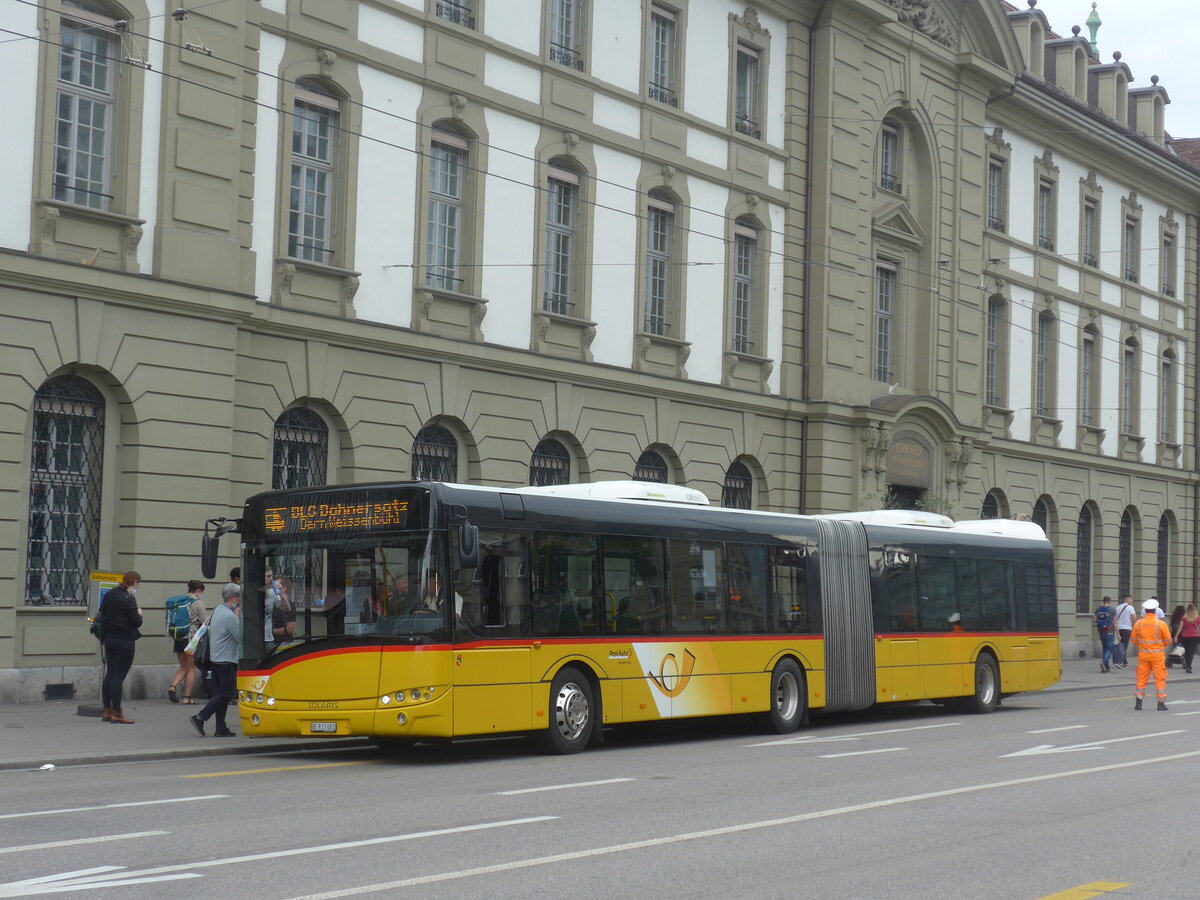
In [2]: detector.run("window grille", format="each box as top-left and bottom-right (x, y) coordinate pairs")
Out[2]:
(1118, 509), (1132, 599)
(426, 138), (466, 291)
(982, 494), (999, 519)
(1157, 514), (1170, 606)
(530, 439), (571, 486)
(634, 450), (668, 483)
(289, 86), (338, 262)
(272, 408), (328, 490)
(435, 0), (475, 29)
(413, 425), (458, 482)
(1075, 506), (1092, 613)
(1032, 498), (1049, 535)
(722, 461), (752, 509)
(55, 13), (114, 209)
(26, 375), (104, 606)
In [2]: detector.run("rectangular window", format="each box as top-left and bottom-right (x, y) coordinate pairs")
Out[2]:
(603, 535), (666, 635)
(732, 228), (755, 354)
(543, 169), (577, 315)
(54, 18), (115, 209)
(549, 0), (584, 71)
(288, 90), (339, 263)
(985, 300), (999, 406)
(648, 6), (677, 106)
(1080, 333), (1095, 426)
(425, 135), (466, 291)
(435, 0), (476, 29)
(986, 160), (1005, 231)
(880, 125), (901, 192)
(734, 45), (760, 139)
(1122, 345), (1136, 433)
(770, 546), (813, 634)
(873, 262), (895, 383)
(667, 539), (725, 634)
(1081, 201), (1097, 267)
(1123, 218), (1139, 282)
(1035, 314), (1050, 416)
(1037, 179), (1055, 251)
(643, 197), (673, 335)
(1160, 357), (1174, 442)
(1161, 234), (1176, 296)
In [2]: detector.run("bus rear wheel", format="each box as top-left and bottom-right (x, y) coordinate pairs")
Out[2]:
(542, 667), (594, 754)
(766, 659), (806, 733)
(968, 654), (1000, 714)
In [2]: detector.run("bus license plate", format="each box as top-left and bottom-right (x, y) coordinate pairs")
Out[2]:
(309, 722), (337, 733)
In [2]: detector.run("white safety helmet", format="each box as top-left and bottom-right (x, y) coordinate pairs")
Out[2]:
(1143, 598), (1159, 612)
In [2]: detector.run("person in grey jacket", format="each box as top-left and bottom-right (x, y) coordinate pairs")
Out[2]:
(189, 582), (242, 737)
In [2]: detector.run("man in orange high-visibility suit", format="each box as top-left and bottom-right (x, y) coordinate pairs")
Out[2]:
(1130, 598), (1172, 710)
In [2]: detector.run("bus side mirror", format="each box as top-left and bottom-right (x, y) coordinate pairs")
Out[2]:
(458, 523), (479, 569)
(201, 532), (220, 580)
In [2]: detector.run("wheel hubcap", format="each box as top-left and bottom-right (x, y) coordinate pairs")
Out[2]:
(978, 665), (996, 704)
(775, 671), (798, 720)
(554, 682), (589, 741)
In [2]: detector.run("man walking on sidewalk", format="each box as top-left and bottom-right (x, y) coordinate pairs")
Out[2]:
(1095, 596), (1116, 672)
(190, 582), (242, 737)
(1131, 598), (1172, 711)
(1114, 595), (1136, 668)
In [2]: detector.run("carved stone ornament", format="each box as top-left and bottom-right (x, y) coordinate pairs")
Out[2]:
(317, 47), (337, 75)
(583, 324), (597, 350)
(341, 275), (360, 305)
(986, 127), (1010, 152)
(882, 0), (954, 48)
(730, 8), (770, 39)
(450, 93), (467, 120)
(278, 262), (296, 294)
(536, 314), (551, 343)
(40, 205), (60, 242)
(661, 164), (676, 185)
(1081, 170), (1102, 195)
(122, 223), (143, 258)
(745, 192), (760, 213)
(563, 131), (579, 157)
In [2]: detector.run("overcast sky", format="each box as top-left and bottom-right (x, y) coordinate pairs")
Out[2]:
(1030, 0), (1200, 138)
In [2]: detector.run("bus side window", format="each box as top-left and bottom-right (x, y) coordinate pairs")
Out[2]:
(466, 529), (529, 638)
(954, 557), (982, 631)
(884, 559), (918, 632)
(769, 546), (809, 634)
(530, 533), (596, 636)
(977, 558), (1015, 630)
(602, 535), (666, 635)
(726, 543), (767, 634)
(667, 539), (723, 634)
(915, 555), (956, 632)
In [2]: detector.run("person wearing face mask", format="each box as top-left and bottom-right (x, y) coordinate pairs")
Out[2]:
(189, 582), (242, 737)
(100, 571), (143, 724)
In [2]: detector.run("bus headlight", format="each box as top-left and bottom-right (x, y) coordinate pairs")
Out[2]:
(266, 697), (275, 707)
(397, 712), (407, 725)
(411, 689), (421, 701)
(251, 713), (261, 726)
(381, 694), (391, 705)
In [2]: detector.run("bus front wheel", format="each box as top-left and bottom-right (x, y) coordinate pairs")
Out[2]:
(542, 667), (594, 754)
(968, 654), (1000, 714)
(766, 659), (806, 733)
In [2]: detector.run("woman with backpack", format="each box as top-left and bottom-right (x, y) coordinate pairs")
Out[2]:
(167, 580), (206, 705)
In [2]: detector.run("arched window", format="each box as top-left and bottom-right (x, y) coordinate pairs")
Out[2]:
(530, 439), (570, 487)
(412, 425), (458, 482)
(634, 449), (668, 483)
(982, 491), (1006, 520)
(27, 375), (105, 606)
(1075, 505), (1093, 613)
(272, 407), (328, 490)
(1032, 498), (1049, 535)
(1157, 514), (1171, 606)
(1118, 508), (1133, 598)
(722, 461), (752, 509)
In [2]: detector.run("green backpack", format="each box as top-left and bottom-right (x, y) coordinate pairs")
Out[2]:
(165, 594), (195, 640)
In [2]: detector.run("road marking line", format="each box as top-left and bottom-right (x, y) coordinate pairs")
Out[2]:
(284, 751), (1200, 898)
(1037, 880), (1130, 899)
(0, 817), (557, 897)
(1172, 711), (1200, 716)
(1002, 730), (1184, 757)
(0, 796), (228, 821)
(817, 748), (907, 759)
(497, 778), (634, 795)
(1095, 696), (1134, 702)
(184, 761), (376, 778)
(0, 832), (168, 855)
(752, 722), (959, 746)
(1028, 725), (1089, 734)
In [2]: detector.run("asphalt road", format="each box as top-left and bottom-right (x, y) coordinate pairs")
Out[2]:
(1, 682), (1193, 899)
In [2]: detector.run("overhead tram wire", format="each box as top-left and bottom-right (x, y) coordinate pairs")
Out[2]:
(0, 19), (1188, 384)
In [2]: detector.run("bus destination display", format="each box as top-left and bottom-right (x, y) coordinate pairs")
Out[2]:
(263, 499), (411, 534)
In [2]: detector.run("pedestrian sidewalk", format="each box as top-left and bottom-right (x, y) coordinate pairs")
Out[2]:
(0, 656), (1193, 771)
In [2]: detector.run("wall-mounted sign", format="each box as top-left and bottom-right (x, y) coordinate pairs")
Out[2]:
(887, 432), (932, 488)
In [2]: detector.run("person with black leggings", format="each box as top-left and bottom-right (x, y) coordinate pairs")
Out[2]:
(101, 571), (143, 724)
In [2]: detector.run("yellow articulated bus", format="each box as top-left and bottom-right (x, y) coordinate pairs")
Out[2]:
(200, 480), (1060, 754)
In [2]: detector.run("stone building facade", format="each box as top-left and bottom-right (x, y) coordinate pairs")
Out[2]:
(0, 0), (1195, 698)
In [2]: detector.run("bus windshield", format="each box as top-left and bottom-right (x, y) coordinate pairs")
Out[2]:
(242, 532), (446, 661)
